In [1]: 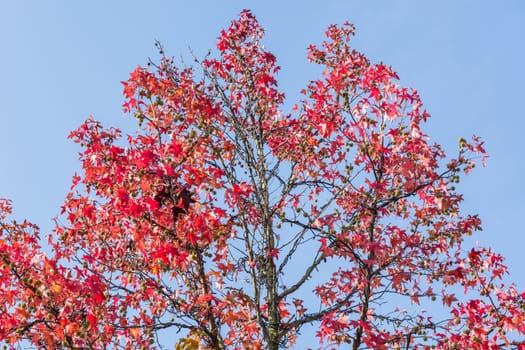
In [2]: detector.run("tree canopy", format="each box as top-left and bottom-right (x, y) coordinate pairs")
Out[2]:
(1, 10), (524, 350)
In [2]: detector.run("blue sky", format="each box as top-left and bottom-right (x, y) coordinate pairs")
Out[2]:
(1, 0), (524, 346)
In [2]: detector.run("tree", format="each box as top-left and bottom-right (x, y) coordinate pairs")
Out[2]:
(1, 9), (524, 349)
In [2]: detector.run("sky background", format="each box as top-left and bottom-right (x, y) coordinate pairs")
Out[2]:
(1, 1), (524, 347)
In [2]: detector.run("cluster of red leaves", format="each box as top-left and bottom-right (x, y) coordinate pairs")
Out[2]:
(1, 10), (524, 350)
(0, 199), (114, 348)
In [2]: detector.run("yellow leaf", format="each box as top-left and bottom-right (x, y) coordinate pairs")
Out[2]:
(50, 282), (62, 294)
(130, 327), (141, 339)
(175, 337), (200, 350)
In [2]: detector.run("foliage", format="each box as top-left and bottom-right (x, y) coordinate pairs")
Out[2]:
(1, 10), (524, 350)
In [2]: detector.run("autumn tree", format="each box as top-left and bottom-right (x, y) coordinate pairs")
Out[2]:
(1, 10), (525, 350)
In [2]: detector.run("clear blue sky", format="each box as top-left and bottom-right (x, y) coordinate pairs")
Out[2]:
(1, 0), (524, 345)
